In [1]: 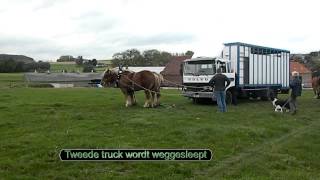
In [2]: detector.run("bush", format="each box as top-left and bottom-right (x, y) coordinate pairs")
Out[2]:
(83, 64), (96, 73)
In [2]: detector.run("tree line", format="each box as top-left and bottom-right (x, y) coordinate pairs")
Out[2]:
(0, 59), (50, 73)
(111, 49), (194, 67)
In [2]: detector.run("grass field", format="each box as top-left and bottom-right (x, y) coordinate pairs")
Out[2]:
(0, 73), (25, 88)
(0, 74), (320, 179)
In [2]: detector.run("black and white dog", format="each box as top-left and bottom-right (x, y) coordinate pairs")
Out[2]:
(271, 98), (290, 112)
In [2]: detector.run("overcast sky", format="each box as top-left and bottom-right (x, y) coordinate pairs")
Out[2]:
(0, 0), (319, 61)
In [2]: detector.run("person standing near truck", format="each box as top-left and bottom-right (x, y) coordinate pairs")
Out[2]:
(209, 68), (231, 112)
(289, 71), (302, 114)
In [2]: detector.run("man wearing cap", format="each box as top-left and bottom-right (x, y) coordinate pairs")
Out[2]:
(289, 71), (302, 114)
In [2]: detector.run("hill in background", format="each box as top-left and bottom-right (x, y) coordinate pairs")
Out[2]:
(0, 54), (35, 63)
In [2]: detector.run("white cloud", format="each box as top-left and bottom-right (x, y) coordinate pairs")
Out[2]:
(0, 0), (319, 61)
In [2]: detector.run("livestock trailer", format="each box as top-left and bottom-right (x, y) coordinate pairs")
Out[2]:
(182, 42), (290, 103)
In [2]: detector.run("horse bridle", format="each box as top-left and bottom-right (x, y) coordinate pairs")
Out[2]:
(115, 67), (135, 91)
(115, 67), (123, 88)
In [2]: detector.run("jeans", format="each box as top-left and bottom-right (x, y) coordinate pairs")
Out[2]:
(214, 91), (227, 112)
(289, 96), (297, 114)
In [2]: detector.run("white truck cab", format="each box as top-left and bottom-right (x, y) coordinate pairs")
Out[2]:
(182, 57), (235, 102)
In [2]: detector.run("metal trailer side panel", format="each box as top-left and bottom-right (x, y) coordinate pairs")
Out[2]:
(280, 54), (283, 85)
(281, 52), (284, 86)
(270, 54), (274, 85)
(276, 54), (280, 85)
(254, 54), (258, 84)
(239, 46), (244, 85)
(222, 45), (238, 74)
(273, 54), (279, 84)
(287, 52), (290, 87)
(281, 53), (287, 87)
(249, 49), (254, 84)
(267, 54), (270, 84)
(231, 45), (238, 74)
(222, 46), (229, 60)
(262, 54), (266, 84)
(258, 54), (262, 84)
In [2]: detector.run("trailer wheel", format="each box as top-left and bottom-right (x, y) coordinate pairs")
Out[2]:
(261, 88), (274, 101)
(269, 89), (278, 100)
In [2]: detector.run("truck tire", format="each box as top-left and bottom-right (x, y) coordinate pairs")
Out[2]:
(192, 98), (198, 104)
(261, 88), (273, 101)
(226, 91), (232, 104)
(269, 89), (278, 100)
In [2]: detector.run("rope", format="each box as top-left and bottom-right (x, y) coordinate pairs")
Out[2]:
(122, 75), (210, 96)
(113, 70), (212, 96)
(120, 75), (183, 96)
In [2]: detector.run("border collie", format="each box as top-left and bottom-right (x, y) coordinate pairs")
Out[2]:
(271, 98), (290, 112)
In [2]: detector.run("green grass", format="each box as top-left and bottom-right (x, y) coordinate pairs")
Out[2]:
(50, 63), (82, 73)
(0, 86), (320, 179)
(0, 73), (25, 88)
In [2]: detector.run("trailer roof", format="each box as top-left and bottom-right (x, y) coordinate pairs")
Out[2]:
(184, 57), (230, 63)
(224, 42), (290, 53)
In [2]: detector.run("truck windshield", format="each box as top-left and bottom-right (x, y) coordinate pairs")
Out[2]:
(184, 60), (215, 75)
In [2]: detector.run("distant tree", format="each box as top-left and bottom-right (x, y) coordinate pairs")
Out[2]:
(112, 49), (143, 67)
(111, 49), (172, 67)
(37, 61), (50, 71)
(23, 62), (37, 72)
(158, 51), (172, 66)
(91, 59), (97, 66)
(143, 49), (161, 66)
(185, 50), (194, 57)
(75, 56), (83, 65)
(83, 64), (96, 72)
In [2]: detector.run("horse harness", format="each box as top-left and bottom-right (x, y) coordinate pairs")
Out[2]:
(116, 70), (136, 91)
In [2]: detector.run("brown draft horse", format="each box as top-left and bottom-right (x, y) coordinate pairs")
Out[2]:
(312, 76), (320, 99)
(101, 68), (163, 107)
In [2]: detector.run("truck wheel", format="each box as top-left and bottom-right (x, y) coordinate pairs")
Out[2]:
(225, 91), (232, 104)
(269, 89), (278, 100)
(192, 98), (198, 104)
(261, 88), (273, 101)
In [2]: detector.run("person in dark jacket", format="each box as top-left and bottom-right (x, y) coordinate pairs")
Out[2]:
(209, 68), (231, 112)
(289, 72), (302, 114)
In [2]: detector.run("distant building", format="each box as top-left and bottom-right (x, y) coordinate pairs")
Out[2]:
(290, 61), (312, 87)
(24, 73), (103, 88)
(310, 51), (320, 57)
(161, 56), (192, 87)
